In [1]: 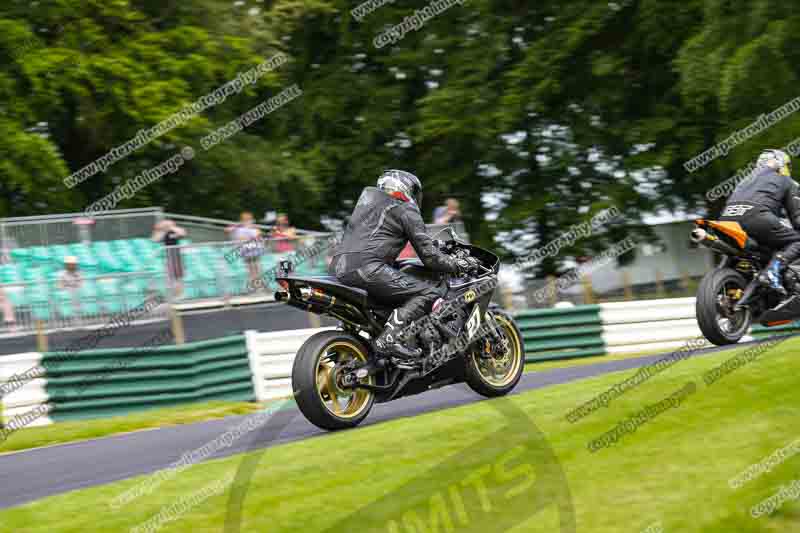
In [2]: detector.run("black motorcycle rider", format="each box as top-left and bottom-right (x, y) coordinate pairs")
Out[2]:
(329, 170), (479, 360)
(721, 149), (800, 296)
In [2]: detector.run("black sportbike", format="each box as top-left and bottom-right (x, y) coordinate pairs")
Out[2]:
(275, 228), (525, 431)
(692, 218), (800, 345)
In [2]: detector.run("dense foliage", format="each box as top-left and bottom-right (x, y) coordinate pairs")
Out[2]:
(2, 0), (799, 274)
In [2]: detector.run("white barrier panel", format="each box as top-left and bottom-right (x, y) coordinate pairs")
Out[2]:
(245, 328), (332, 402)
(600, 298), (697, 325)
(600, 298), (754, 354)
(0, 352), (53, 427)
(602, 318), (703, 346)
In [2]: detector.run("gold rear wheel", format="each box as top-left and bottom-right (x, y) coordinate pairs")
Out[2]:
(293, 331), (375, 430)
(315, 342), (374, 419)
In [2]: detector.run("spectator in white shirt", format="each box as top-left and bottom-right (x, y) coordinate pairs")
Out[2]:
(57, 256), (83, 290)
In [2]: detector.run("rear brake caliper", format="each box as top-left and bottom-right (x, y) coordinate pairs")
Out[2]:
(718, 288), (743, 317)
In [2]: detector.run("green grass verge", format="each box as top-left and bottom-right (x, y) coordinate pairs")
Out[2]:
(3, 337), (800, 532)
(0, 400), (265, 455)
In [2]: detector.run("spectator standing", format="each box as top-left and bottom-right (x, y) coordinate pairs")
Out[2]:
(433, 198), (462, 225)
(0, 287), (16, 331)
(271, 213), (297, 253)
(152, 220), (187, 298)
(226, 212), (263, 290)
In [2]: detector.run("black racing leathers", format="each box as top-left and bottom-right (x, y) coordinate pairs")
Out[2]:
(721, 168), (800, 263)
(330, 187), (458, 325)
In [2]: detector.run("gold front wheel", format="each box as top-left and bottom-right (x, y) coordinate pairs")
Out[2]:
(465, 311), (525, 397)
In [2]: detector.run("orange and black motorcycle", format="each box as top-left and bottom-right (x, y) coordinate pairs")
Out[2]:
(691, 219), (800, 345)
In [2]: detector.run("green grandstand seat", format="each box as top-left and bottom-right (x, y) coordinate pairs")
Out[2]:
(120, 278), (148, 306)
(78, 279), (99, 315)
(0, 264), (22, 283)
(24, 267), (46, 282)
(9, 248), (29, 262)
(51, 244), (70, 261)
(27, 282), (50, 320)
(29, 246), (51, 262)
(96, 278), (122, 313)
(96, 252), (124, 272)
(3, 285), (26, 307)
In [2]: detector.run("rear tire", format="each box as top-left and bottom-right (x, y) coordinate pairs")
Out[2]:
(465, 311), (525, 397)
(696, 268), (752, 346)
(292, 330), (375, 431)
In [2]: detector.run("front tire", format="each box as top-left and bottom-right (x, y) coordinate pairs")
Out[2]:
(465, 310), (525, 397)
(696, 268), (752, 346)
(292, 330), (375, 431)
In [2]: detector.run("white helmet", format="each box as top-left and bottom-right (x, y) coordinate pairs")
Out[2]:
(377, 169), (423, 206)
(757, 149), (792, 176)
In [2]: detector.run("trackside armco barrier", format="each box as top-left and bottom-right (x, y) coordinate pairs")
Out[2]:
(515, 306), (606, 361)
(0, 336), (254, 429)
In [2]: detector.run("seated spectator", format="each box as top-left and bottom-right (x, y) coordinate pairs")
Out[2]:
(152, 220), (187, 298)
(57, 256), (83, 317)
(271, 213), (297, 253)
(433, 198), (462, 225)
(226, 212), (263, 290)
(57, 256), (83, 290)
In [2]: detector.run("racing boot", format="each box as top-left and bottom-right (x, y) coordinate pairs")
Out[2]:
(374, 309), (422, 362)
(758, 254), (788, 297)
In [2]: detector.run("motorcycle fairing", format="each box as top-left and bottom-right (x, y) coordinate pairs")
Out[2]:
(759, 295), (800, 325)
(696, 219), (750, 249)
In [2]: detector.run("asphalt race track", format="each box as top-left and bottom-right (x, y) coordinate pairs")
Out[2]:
(0, 341), (760, 509)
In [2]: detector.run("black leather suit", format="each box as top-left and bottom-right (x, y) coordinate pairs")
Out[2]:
(721, 168), (800, 263)
(329, 187), (459, 322)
